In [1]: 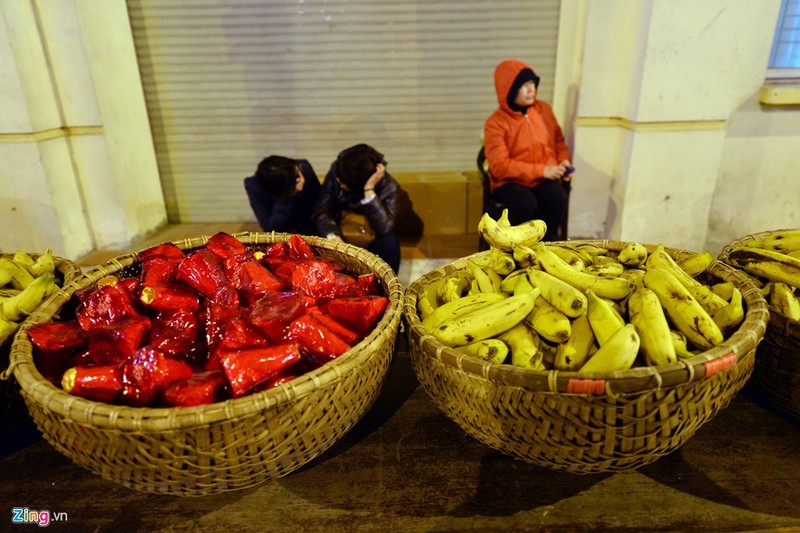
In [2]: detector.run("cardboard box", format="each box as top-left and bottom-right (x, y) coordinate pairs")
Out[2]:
(463, 170), (485, 234)
(393, 171), (468, 236)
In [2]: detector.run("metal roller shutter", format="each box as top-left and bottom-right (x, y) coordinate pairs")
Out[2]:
(127, 0), (561, 222)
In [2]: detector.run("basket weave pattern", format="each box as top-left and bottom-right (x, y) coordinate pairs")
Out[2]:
(718, 230), (800, 421)
(404, 240), (768, 474)
(9, 233), (403, 496)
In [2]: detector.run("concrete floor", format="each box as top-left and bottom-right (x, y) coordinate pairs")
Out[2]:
(3, 225), (800, 531)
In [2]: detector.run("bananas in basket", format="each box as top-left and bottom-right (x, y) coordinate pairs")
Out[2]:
(724, 229), (800, 322)
(416, 210), (746, 374)
(0, 250), (60, 344)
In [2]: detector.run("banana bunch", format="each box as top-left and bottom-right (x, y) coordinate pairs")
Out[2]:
(725, 231), (800, 322)
(0, 249), (60, 344)
(417, 214), (747, 374)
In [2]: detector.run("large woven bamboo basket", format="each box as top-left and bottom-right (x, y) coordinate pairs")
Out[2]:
(1, 253), (82, 444)
(8, 232), (404, 496)
(404, 240), (769, 474)
(718, 229), (800, 421)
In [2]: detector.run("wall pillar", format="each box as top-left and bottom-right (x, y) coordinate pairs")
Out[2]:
(570, 0), (781, 251)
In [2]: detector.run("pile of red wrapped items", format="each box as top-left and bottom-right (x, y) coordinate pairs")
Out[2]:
(27, 233), (389, 408)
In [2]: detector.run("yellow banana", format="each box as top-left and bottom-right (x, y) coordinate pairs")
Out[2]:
(713, 286), (746, 331)
(553, 313), (595, 371)
(30, 249), (56, 277)
(559, 244), (594, 266)
(583, 261), (625, 278)
(458, 338), (509, 364)
(417, 277), (444, 320)
(620, 268), (646, 290)
(526, 267), (588, 318)
(726, 246), (800, 288)
(628, 287), (677, 367)
(686, 284), (729, 314)
(617, 242), (648, 267)
(438, 270), (472, 303)
(421, 291), (507, 331)
(433, 289), (539, 347)
(677, 251), (714, 278)
(747, 229), (800, 254)
(525, 296), (572, 343)
(711, 281), (735, 301)
(0, 315), (19, 344)
(671, 330), (695, 359)
(513, 245), (537, 269)
(1, 273), (57, 321)
(499, 269), (528, 294)
(511, 272), (535, 295)
(789, 249), (800, 260)
(489, 246), (517, 275)
(477, 212), (547, 252)
(11, 250), (35, 270)
(644, 267), (723, 351)
(497, 208), (511, 227)
(645, 244), (700, 289)
(579, 323), (640, 374)
(499, 322), (544, 370)
(768, 282), (800, 321)
(485, 267), (504, 293)
(467, 260), (497, 294)
(548, 245), (586, 270)
(585, 289), (625, 346)
(534, 244), (634, 300)
(574, 243), (610, 257)
(0, 257), (35, 290)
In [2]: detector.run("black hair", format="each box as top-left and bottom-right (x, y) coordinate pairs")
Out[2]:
(255, 155), (299, 202)
(507, 68), (540, 112)
(335, 144), (386, 191)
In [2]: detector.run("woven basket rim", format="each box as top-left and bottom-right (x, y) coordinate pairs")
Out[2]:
(8, 231), (404, 431)
(717, 228), (800, 335)
(404, 239), (769, 396)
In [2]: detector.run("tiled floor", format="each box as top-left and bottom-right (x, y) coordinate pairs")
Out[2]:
(74, 223), (480, 287)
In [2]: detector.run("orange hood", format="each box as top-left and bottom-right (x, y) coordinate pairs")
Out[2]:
(494, 59), (537, 113)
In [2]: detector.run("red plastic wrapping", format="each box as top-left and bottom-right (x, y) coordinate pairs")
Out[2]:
(205, 231), (248, 259)
(140, 256), (181, 287)
(121, 346), (194, 406)
(139, 284), (201, 312)
(176, 248), (227, 299)
(61, 364), (123, 404)
(75, 284), (139, 330)
(28, 321), (87, 382)
(149, 308), (200, 357)
(219, 342), (302, 397)
(162, 370), (227, 407)
(248, 291), (313, 343)
(87, 314), (152, 365)
(286, 234), (316, 260)
(324, 296), (389, 335)
(286, 313), (351, 362)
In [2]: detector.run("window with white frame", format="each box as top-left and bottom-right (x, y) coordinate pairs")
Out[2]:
(768, 0), (800, 79)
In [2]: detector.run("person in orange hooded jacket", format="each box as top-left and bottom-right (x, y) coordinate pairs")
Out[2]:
(484, 59), (572, 240)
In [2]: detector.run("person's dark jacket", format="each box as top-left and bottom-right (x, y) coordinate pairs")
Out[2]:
(244, 159), (321, 235)
(313, 163), (399, 238)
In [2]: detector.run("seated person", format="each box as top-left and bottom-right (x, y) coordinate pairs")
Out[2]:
(484, 59), (572, 241)
(313, 144), (401, 273)
(244, 156), (321, 235)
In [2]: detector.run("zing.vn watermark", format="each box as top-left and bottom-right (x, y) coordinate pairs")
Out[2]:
(11, 507), (68, 527)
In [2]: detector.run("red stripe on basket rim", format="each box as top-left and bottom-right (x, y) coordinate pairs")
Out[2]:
(566, 378), (606, 395)
(703, 352), (736, 378)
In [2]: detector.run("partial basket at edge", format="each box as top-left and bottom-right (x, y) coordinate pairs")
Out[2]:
(1, 252), (82, 449)
(404, 240), (769, 474)
(8, 232), (404, 496)
(718, 229), (800, 421)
